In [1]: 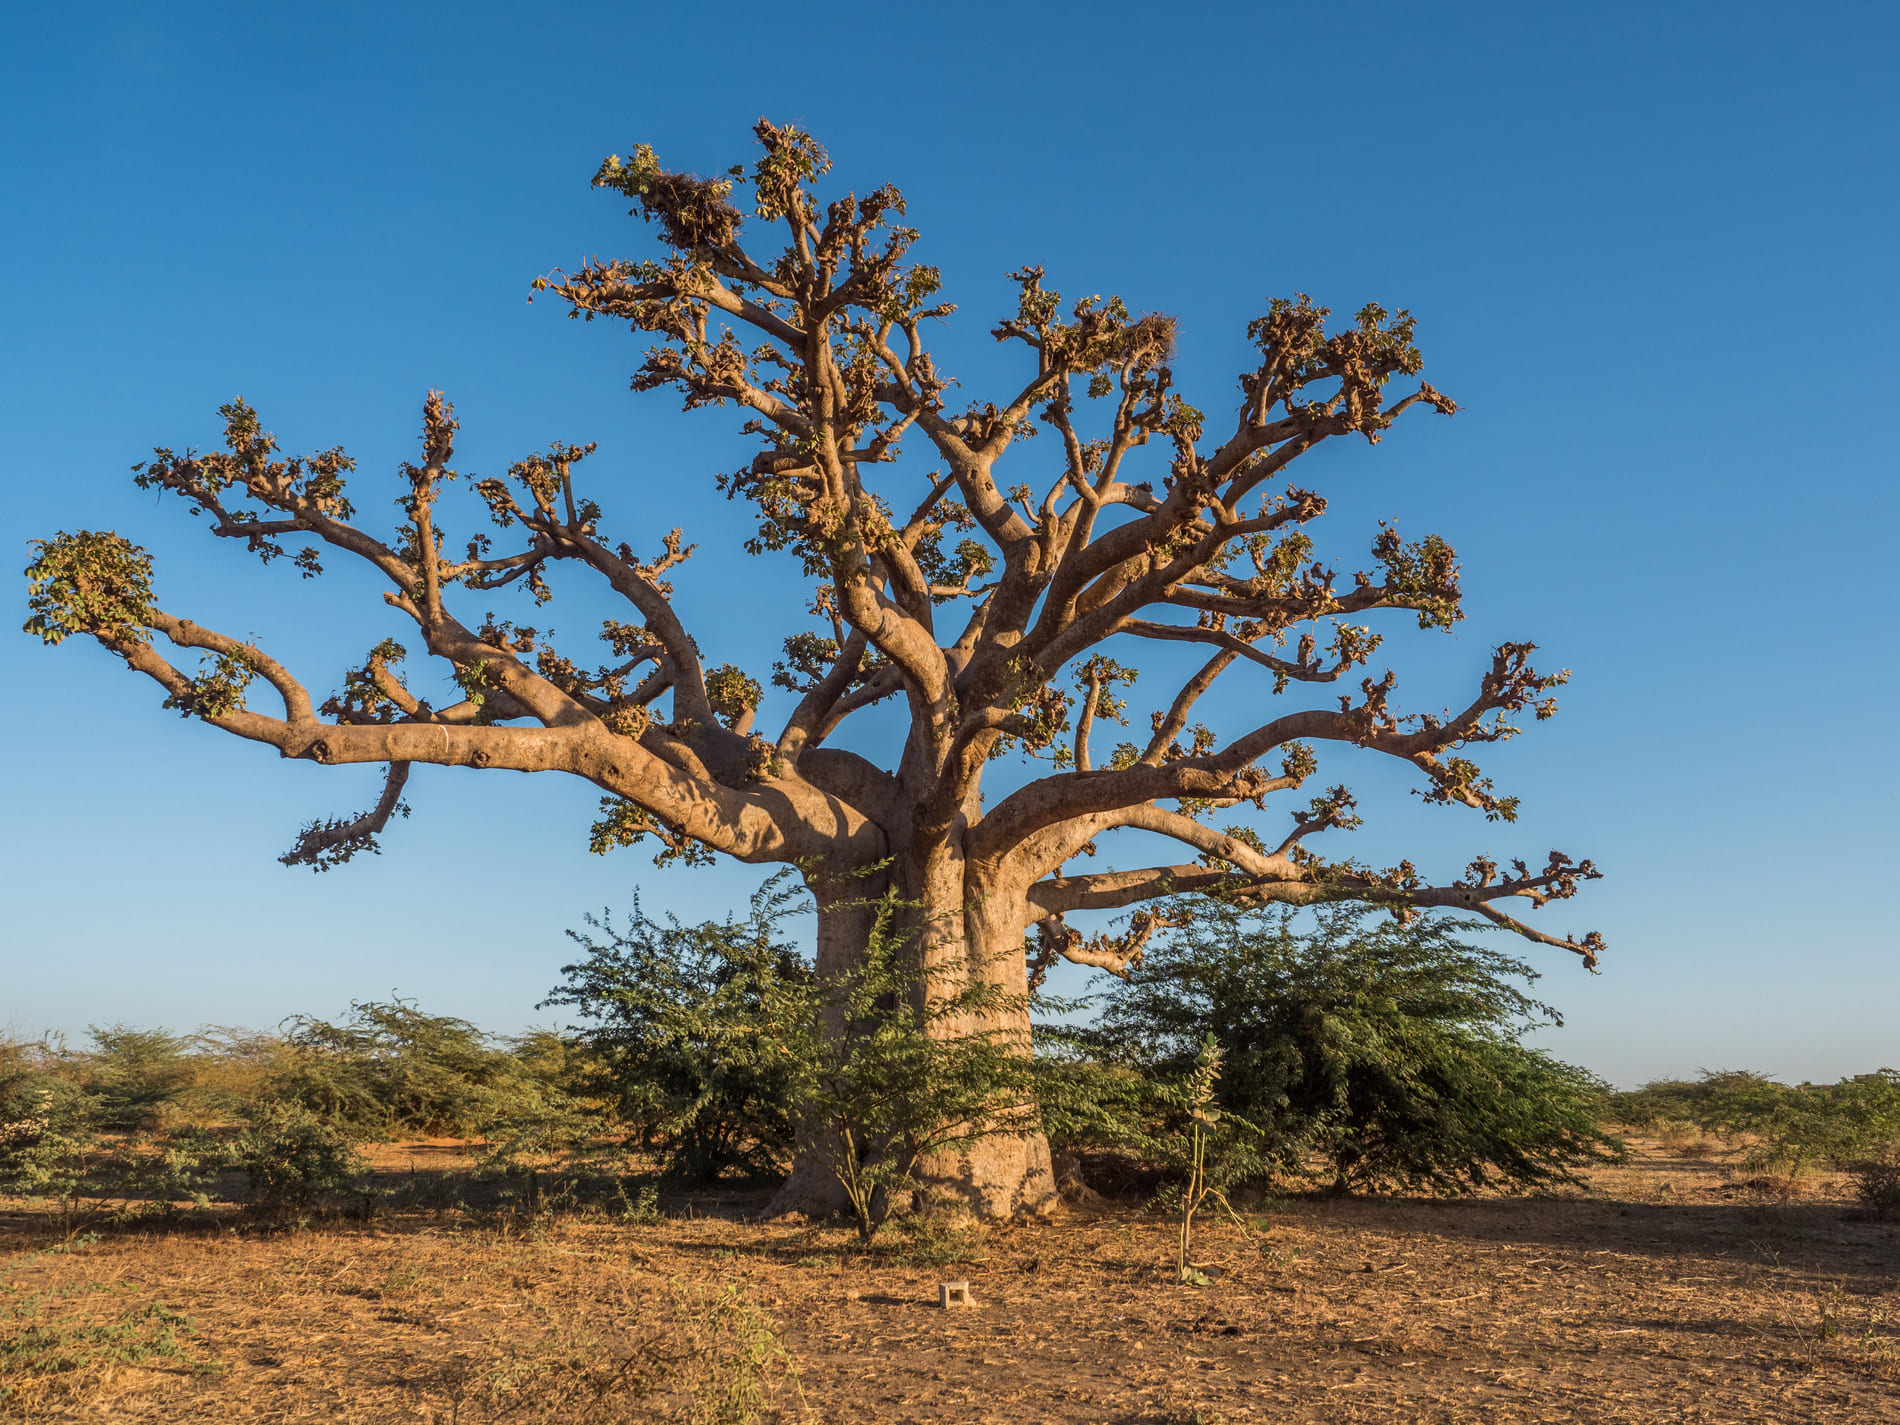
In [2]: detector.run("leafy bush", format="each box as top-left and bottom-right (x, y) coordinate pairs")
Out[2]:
(1628, 1067), (1900, 1177)
(1849, 1154), (1900, 1216)
(1056, 899), (1622, 1195)
(550, 876), (1043, 1237)
(173, 1028), (304, 1124)
(1032, 1046), (1166, 1164)
(269, 999), (568, 1138)
(1612, 1070), (1775, 1140)
(0, 1037), (94, 1204)
(72, 1027), (198, 1130)
(1608, 1079), (1712, 1130)
(230, 1103), (367, 1210)
(106, 1104), (367, 1214)
(0, 1017), (450, 1216)
(545, 876), (812, 1183)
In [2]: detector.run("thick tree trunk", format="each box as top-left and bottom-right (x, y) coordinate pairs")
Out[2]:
(909, 859), (1060, 1220)
(762, 856), (1059, 1222)
(761, 880), (877, 1219)
(764, 1150), (853, 1219)
(916, 1117), (1060, 1219)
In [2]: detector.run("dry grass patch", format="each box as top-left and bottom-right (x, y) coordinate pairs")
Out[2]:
(1, 1134), (1897, 1423)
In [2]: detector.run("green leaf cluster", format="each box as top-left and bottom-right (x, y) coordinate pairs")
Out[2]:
(160, 646), (258, 720)
(22, 531), (156, 647)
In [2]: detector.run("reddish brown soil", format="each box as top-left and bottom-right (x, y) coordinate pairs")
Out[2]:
(4, 1137), (1897, 1422)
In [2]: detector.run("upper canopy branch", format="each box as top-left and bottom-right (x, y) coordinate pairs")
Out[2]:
(973, 640), (1566, 863)
(1120, 619), (1368, 690)
(28, 119), (1599, 965)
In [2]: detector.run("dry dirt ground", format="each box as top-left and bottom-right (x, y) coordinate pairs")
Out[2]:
(4, 1136), (1898, 1423)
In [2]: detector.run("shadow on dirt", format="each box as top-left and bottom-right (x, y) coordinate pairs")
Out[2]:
(1250, 1191), (1900, 1281)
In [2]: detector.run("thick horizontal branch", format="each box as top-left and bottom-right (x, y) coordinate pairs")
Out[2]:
(98, 607), (887, 869)
(1025, 862), (1602, 968)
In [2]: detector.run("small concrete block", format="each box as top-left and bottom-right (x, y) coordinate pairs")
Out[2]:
(939, 1280), (974, 1308)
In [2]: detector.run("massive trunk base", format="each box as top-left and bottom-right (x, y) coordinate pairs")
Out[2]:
(762, 1135), (1061, 1223)
(760, 1157), (852, 1220)
(773, 859), (1060, 1223)
(916, 1132), (1060, 1220)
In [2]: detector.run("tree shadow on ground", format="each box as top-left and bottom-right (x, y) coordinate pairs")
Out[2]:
(1248, 1190), (1900, 1281)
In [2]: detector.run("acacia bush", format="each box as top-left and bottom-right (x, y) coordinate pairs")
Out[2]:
(544, 877), (812, 1184)
(1048, 899), (1622, 1195)
(1, 1026), (270, 1142)
(1851, 1153), (1900, 1216)
(228, 1103), (368, 1210)
(1615, 1068), (1900, 1180)
(545, 884), (1627, 1210)
(0, 1036), (94, 1204)
(548, 875), (1043, 1236)
(269, 999), (574, 1138)
(69, 1027), (199, 1130)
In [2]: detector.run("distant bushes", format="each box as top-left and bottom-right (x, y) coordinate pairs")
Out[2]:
(269, 1000), (575, 1138)
(69, 1026), (200, 1130)
(0, 1005), (578, 1215)
(15, 889), (1898, 1226)
(0, 1037), (93, 1205)
(1612, 1067), (1900, 1209)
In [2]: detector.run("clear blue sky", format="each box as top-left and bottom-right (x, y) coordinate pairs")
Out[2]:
(3, 1), (1894, 1087)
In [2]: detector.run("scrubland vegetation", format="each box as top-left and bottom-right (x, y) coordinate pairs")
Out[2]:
(3, 894), (1640, 1230)
(5, 897), (1899, 1421)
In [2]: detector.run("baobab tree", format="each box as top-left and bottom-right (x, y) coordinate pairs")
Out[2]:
(26, 120), (1601, 1217)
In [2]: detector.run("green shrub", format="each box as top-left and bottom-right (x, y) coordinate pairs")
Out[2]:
(74, 1026), (197, 1130)
(1057, 899), (1622, 1195)
(545, 876), (811, 1183)
(1032, 1045), (1167, 1162)
(1849, 1154), (1900, 1216)
(172, 1028), (303, 1125)
(269, 999), (566, 1138)
(1163, 1037), (1267, 1284)
(1607, 1078), (1707, 1129)
(551, 876), (1043, 1238)
(231, 1104), (367, 1210)
(0, 1039), (94, 1205)
(39, 1107), (367, 1217)
(1650, 1067), (1900, 1176)
(91, 1131), (220, 1212)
